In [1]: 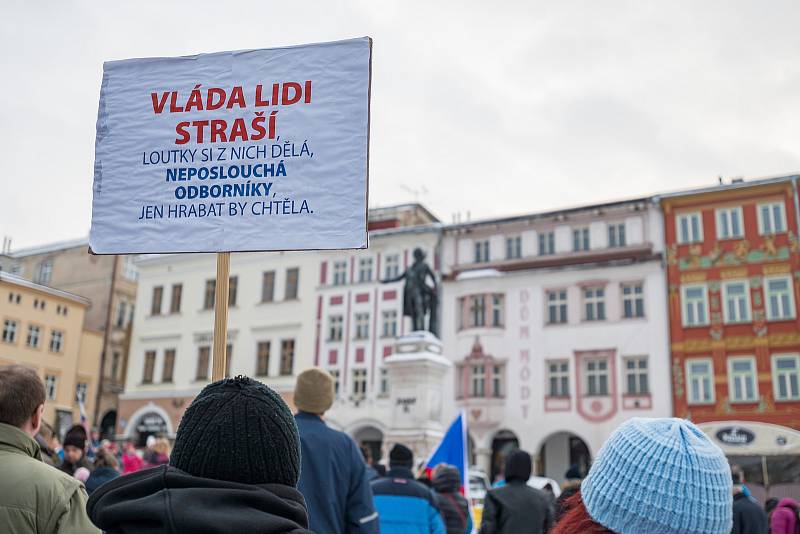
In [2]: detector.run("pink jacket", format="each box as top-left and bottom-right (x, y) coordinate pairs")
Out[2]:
(122, 452), (143, 474)
(771, 498), (799, 534)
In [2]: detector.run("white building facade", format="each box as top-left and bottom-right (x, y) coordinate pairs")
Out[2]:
(440, 198), (672, 482)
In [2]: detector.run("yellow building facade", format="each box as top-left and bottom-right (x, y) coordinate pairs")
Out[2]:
(0, 273), (102, 437)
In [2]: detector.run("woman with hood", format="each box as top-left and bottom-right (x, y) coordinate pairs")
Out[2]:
(552, 418), (732, 534)
(87, 376), (311, 533)
(432, 464), (472, 534)
(770, 498), (799, 534)
(85, 448), (121, 494)
(59, 424), (92, 476)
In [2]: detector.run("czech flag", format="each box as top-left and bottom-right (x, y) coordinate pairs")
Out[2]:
(425, 411), (469, 496)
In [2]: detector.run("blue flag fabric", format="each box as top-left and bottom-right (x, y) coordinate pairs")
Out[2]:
(426, 411), (469, 494)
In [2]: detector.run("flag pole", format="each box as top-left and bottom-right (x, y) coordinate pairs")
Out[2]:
(211, 252), (230, 381)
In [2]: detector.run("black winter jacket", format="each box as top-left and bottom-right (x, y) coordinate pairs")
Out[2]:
(432, 466), (471, 534)
(479, 480), (553, 534)
(87, 464), (311, 533)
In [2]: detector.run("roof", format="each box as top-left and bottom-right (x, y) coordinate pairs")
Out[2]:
(369, 202), (440, 223)
(10, 237), (89, 258)
(654, 174), (799, 201)
(0, 272), (91, 306)
(444, 195), (652, 232)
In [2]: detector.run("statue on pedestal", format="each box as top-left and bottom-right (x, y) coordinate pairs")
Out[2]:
(382, 247), (438, 336)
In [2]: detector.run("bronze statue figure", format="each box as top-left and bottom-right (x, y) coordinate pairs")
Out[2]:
(382, 247), (438, 336)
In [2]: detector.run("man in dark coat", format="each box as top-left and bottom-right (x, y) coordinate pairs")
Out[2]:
(87, 376), (311, 533)
(731, 469), (768, 534)
(432, 464), (472, 534)
(294, 368), (379, 534)
(479, 450), (553, 534)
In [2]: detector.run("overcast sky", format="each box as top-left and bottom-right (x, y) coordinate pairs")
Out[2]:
(3, 0), (800, 249)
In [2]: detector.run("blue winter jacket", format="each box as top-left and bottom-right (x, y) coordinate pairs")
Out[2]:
(295, 412), (379, 534)
(371, 467), (446, 534)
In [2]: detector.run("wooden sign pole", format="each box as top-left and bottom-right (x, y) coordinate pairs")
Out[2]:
(211, 252), (231, 381)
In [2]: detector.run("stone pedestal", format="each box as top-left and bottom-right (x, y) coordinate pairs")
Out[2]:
(383, 331), (452, 463)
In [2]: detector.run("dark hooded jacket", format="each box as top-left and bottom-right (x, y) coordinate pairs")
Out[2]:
(432, 465), (472, 534)
(87, 464), (311, 533)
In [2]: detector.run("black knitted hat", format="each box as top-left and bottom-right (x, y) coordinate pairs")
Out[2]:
(63, 424), (87, 450)
(389, 443), (414, 468)
(169, 376), (300, 486)
(505, 449), (532, 483)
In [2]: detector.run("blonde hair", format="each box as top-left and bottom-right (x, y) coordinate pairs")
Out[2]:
(153, 437), (171, 456)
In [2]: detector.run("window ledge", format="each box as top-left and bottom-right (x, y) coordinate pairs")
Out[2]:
(766, 317), (798, 323)
(687, 401), (716, 406)
(728, 399), (760, 405)
(682, 323), (711, 329)
(775, 397), (800, 403)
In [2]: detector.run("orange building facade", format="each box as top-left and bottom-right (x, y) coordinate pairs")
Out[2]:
(661, 176), (800, 430)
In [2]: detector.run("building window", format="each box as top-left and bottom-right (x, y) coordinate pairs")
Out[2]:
(26, 325), (40, 348)
(122, 256), (138, 281)
(583, 287), (606, 321)
(256, 341), (270, 376)
(110, 351), (121, 382)
(75, 382), (88, 405)
(722, 281), (751, 324)
(676, 212), (703, 244)
(758, 202), (787, 235)
(355, 313), (370, 340)
(280, 339), (295, 376)
(116, 300), (127, 328)
(330, 369), (341, 395)
(49, 330), (63, 352)
(328, 315), (344, 341)
(228, 276), (238, 307)
(682, 285), (709, 326)
(262, 271), (275, 303)
(728, 357), (758, 403)
(765, 276), (795, 321)
(474, 240), (490, 263)
(352, 369), (367, 399)
(170, 284), (182, 314)
(491, 365), (503, 397)
(573, 228), (590, 252)
(384, 254), (400, 279)
(162, 349), (175, 383)
(547, 361), (570, 397)
(196, 346), (210, 380)
(35, 260), (53, 284)
(379, 368), (389, 397)
(460, 294), (505, 329)
(358, 258), (373, 283)
(773, 354), (800, 401)
(538, 231), (555, 256)
(622, 283), (645, 318)
(44, 375), (57, 401)
(150, 286), (163, 316)
(624, 357), (649, 394)
(203, 279), (215, 310)
(547, 290), (568, 324)
(2, 320), (17, 344)
(470, 296), (486, 328)
(142, 351), (156, 384)
(333, 261), (348, 286)
(471, 365), (485, 397)
(686, 358), (714, 404)
(716, 207), (744, 240)
(382, 310), (397, 338)
(608, 223), (626, 248)
(285, 268), (299, 300)
(585, 358), (609, 396)
(506, 236), (522, 260)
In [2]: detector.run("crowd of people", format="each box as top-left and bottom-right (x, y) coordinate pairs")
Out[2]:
(1, 363), (798, 533)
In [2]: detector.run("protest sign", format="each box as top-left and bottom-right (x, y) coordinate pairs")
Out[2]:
(90, 37), (371, 254)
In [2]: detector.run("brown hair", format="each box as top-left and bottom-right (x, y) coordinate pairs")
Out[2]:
(93, 448), (119, 469)
(0, 365), (45, 428)
(552, 492), (616, 534)
(153, 437), (171, 456)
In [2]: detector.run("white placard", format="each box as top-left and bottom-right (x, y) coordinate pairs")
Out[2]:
(90, 37), (371, 254)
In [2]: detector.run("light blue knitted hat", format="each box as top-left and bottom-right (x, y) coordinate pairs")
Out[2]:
(582, 417), (732, 534)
